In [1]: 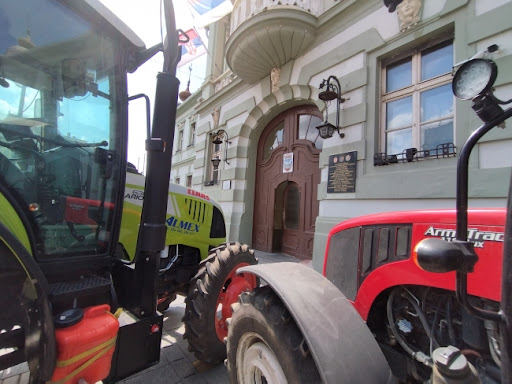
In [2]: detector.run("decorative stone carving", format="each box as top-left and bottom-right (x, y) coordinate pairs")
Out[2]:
(214, 73), (236, 93)
(211, 107), (220, 129)
(397, 0), (422, 31)
(271, 67), (280, 92)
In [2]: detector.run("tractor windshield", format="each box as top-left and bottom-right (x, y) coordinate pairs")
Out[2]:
(0, 0), (124, 258)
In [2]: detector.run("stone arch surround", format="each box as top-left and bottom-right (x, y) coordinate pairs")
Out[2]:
(235, 84), (324, 245)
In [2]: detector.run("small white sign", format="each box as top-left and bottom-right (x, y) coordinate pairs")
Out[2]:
(223, 180), (231, 190)
(283, 152), (294, 173)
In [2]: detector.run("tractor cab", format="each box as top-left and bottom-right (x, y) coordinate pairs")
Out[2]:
(0, 1), (168, 382)
(0, 0), (143, 282)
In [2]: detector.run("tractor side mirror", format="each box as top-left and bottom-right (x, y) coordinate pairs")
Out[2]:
(414, 238), (478, 273)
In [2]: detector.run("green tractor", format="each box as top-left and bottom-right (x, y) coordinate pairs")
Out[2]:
(121, 167), (259, 363)
(0, 0), (256, 382)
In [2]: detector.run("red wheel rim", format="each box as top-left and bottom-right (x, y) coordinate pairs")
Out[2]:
(214, 262), (258, 340)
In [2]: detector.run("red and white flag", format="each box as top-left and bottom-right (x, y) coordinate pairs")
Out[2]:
(178, 28), (206, 67)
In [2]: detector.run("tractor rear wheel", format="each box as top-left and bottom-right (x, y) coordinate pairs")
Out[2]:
(0, 222), (56, 383)
(226, 286), (321, 384)
(183, 242), (258, 364)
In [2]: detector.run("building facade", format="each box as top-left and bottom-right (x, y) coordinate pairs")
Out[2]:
(171, 0), (512, 270)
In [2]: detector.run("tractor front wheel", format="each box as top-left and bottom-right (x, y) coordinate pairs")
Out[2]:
(226, 286), (321, 384)
(0, 222), (56, 382)
(183, 242), (258, 364)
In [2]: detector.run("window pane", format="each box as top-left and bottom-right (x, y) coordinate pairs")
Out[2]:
(421, 43), (453, 81)
(387, 128), (412, 154)
(263, 121), (284, 160)
(285, 185), (300, 229)
(386, 59), (412, 92)
(386, 96), (412, 130)
(420, 119), (453, 150)
(298, 114), (324, 149)
(421, 84), (453, 122)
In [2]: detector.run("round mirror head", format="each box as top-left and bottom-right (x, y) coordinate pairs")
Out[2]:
(452, 59), (497, 100)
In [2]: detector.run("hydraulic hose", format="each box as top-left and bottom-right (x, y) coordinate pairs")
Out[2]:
(386, 288), (432, 367)
(402, 288), (440, 350)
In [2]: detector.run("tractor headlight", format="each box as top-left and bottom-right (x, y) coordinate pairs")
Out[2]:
(452, 58), (497, 100)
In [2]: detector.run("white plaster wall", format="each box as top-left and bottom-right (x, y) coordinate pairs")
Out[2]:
(220, 86), (263, 118)
(319, 198), (506, 218)
(476, 29), (512, 59)
(475, 0), (511, 16)
(479, 139), (512, 169)
(310, 52), (365, 89)
(290, 6), (399, 85)
(341, 86), (365, 108)
(227, 112), (249, 129)
(422, 0), (446, 19)
(221, 201), (245, 214)
(494, 84), (512, 103)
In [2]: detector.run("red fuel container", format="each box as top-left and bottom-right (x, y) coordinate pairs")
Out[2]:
(50, 304), (119, 384)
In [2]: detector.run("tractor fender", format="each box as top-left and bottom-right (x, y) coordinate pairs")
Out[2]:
(237, 262), (395, 384)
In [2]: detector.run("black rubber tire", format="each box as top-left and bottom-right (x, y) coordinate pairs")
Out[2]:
(0, 222), (56, 382)
(183, 242), (258, 364)
(226, 286), (321, 384)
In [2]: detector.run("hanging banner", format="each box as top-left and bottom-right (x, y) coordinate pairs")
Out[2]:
(283, 152), (294, 173)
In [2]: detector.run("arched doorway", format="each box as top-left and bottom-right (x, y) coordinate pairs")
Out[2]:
(252, 105), (323, 259)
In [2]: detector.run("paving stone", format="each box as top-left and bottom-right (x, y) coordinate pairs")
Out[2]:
(199, 363), (229, 384)
(1, 363), (28, 379)
(192, 360), (216, 373)
(161, 330), (178, 348)
(169, 356), (197, 379)
(161, 344), (185, 363)
(124, 365), (180, 384)
(18, 372), (29, 384)
(163, 306), (186, 332)
(181, 373), (208, 384)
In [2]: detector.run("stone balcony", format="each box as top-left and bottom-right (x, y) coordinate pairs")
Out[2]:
(226, 0), (322, 84)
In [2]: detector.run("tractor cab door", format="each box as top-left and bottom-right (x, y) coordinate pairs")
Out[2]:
(0, 0), (130, 282)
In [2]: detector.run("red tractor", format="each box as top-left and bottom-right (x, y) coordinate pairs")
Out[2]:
(225, 49), (512, 384)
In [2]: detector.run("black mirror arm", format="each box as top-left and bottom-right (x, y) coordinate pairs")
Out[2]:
(162, 1), (180, 74)
(456, 271), (504, 323)
(455, 106), (512, 323)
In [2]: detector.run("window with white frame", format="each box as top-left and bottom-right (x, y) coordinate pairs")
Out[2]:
(175, 177), (180, 185)
(186, 174), (192, 187)
(188, 122), (196, 147)
(176, 128), (184, 152)
(381, 39), (454, 158)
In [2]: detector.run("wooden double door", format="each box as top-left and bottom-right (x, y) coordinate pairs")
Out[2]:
(252, 105), (323, 260)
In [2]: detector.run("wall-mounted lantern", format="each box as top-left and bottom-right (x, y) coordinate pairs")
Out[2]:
(316, 76), (346, 139)
(211, 156), (221, 167)
(211, 129), (231, 164)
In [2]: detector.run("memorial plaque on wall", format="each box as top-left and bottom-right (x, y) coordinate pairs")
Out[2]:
(327, 151), (357, 193)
